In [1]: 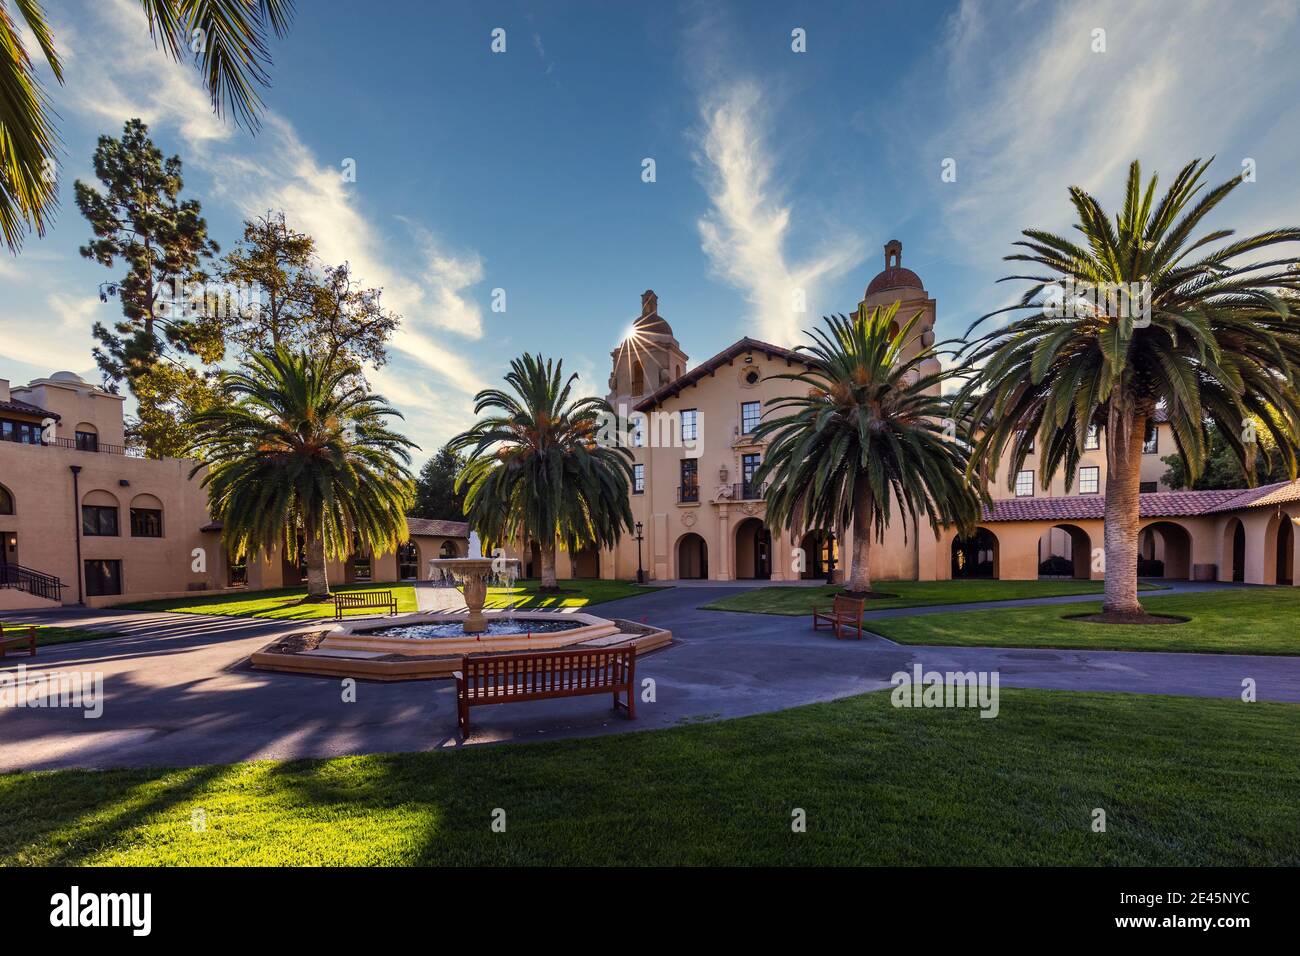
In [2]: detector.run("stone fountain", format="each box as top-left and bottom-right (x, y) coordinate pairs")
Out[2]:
(428, 531), (522, 633)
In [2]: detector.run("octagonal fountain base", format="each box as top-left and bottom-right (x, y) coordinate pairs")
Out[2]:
(249, 610), (673, 681)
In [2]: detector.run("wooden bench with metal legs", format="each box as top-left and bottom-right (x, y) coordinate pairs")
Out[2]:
(333, 589), (398, 620)
(453, 646), (636, 737)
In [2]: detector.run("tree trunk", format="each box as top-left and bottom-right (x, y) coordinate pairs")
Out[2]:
(539, 539), (559, 590)
(305, 525), (330, 599)
(1102, 406), (1147, 614)
(847, 487), (874, 593)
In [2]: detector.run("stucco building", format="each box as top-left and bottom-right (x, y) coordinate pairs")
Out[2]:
(0, 371), (466, 609)
(512, 241), (1300, 588)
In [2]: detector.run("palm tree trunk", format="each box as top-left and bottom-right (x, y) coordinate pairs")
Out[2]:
(539, 539), (559, 591)
(847, 487), (874, 593)
(1102, 407), (1146, 615)
(305, 524), (330, 599)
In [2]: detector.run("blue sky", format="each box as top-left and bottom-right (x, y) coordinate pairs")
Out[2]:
(4, 0), (1300, 460)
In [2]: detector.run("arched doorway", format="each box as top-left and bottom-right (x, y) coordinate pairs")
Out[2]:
(952, 528), (998, 579)
(734, 517), (771, 580)
(439, 539), (461, 558)
(525, 541), (542, 578)
(1264, 511), (1295, 585)
(397, 541), (420, 580)
(572, 545), (600, 578)
(1222, 518), (1246, 582)
(1138, 521), (1193, 580)
(799, 529), (836, 580)
(1037, 524), (1090, 579)
(676, 533), (708, 579)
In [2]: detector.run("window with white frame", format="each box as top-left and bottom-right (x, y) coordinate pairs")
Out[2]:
(633, 463), (644, 494)
(1079, 466), (1100, 494)
(680, 409), (698, 442)
(1015, 470), (1034, 497)
(1084, 424), (1100, 450)
(1143, 423), (1158, 454)
(741, 401), (761, 434)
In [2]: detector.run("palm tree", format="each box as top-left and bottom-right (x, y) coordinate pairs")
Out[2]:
(961, 159), (1300, 616)
(1, 0), (292, 252)
(450, 354), (634, 591)
(753, 304), (980, 594)
(187, 347), (415, 599)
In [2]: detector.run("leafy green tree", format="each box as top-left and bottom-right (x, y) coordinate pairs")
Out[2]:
(75, 118), (222, 456)
(753, 304), (979, 594)
(187, 348), (416, 599)
(450, 354), (634, 590)
(1161, 417), (1289, 489)
(962, 159), (1300, 616)
(219, 212), (398, 374)
(1, 0), (292, 252)
(411, 445), (467, 521)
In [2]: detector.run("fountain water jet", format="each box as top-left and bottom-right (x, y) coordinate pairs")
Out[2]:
(428, 531), (522, 634)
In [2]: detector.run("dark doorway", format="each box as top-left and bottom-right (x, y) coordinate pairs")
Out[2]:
(952, 528), (998, 579)
(677, 533), (708, 579)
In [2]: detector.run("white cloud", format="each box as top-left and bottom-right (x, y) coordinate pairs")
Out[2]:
(693, 82), (864, 346)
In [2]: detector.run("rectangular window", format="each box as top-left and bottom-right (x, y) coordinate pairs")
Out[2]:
(680, 409), (698, 442)
(630, 415), (645, 447)
(741, 453), (762, 498)
(1143, 423), (1158, 454)
(1084, 425), (1100, 450)
(82, 505), (119, 536)
(1079, 466), (1100, 494)
(741, 401), (761, 434)
(633, 463), (644, 494)
(75, 430), (99, 451)
(679, 458), (698, 501)
(1139, 481), (1158, 494)
(129, 508), (163, 538)
(1, 419), (43, 444)
(84, 559), (122, 597)
(1015, 470), (1034, 497)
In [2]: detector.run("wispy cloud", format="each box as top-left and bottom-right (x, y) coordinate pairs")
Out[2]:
(693, 81), (864, 346)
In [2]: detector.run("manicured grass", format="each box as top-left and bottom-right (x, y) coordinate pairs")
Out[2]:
(484, 578), (656, 610)
(0, 624), (123, 648)
(0, 689), (1295, 865)
(870, 588), (1300, 656)
(702, 578), (1162, 615)
(116, 583), (420, 620)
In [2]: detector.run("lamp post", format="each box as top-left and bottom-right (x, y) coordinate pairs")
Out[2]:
(635, 521), (645, 584)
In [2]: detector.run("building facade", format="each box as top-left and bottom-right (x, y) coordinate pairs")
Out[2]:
(0, 371), (466, 609)
(508, 241), (1300, 588)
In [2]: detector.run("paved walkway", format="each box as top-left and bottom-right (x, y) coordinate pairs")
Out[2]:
(0, 582), (1296, 772)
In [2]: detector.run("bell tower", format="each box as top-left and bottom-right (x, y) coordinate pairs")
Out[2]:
(608, 289), (689, 408)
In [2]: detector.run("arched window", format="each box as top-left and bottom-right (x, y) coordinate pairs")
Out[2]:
(439, 539), (460, 558)
(0, 484), (13, 515)
(631, 361), (645, 395)
(129, 493), (164, 537)
(81, 490), (120, 537)
(73, 422), (99, 452)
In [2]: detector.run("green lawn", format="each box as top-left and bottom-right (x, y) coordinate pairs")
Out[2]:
(0, 624), (123, 648)
(116, 583), (420, 620)
(484, 578), (656, 610)
(0, 689), (1294, 865)
(870, 588), (1300, 656)
(702, 578), (1162, 615)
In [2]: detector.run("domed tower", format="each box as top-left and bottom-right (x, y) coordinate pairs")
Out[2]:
(859, 240), (940, 392)
(608, 290), (689, 408)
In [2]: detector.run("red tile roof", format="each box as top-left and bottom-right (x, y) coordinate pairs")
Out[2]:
(981, 480), (1300, 522)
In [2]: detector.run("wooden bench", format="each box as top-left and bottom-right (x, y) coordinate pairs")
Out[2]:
(333, 590), (398, 620)
(0, 622), (37, 658)
(812, 594), (866, 640)
(453, 646), (636, 737)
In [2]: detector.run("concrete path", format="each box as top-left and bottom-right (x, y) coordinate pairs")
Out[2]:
(0, 582), (1295, 772)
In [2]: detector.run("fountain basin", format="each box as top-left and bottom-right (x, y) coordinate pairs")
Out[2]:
(321, 610), (619, 657)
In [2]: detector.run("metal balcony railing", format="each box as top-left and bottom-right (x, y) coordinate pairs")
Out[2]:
(678, 484), (700, 503)
(732, 481), (767, 501)
(0, 432), (144, 457)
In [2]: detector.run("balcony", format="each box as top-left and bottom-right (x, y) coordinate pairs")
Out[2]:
(0, 432), (144, 457)
(678, 484), (700, 503)
(732, 481), (767, 501)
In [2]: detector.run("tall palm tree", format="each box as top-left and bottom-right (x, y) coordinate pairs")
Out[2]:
(961, 159), (1300, 616)
(753, 304), (980, 594)
(450, 354), (634, 591)
(1, 0), (293, 252)
(187, 347), (415, 598)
